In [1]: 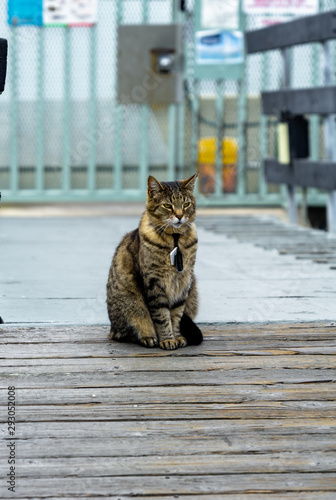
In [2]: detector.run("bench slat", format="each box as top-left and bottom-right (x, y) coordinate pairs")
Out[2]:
(262, 87), (336, 115)
(265, 159), (336, 189)
(246, 10), (336, 53)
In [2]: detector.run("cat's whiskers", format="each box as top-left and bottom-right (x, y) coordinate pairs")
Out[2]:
(151, 220), (169, 231)
(155, 220), (171, 236)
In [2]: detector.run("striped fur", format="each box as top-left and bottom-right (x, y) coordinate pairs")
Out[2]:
(106, 174), (202, 350)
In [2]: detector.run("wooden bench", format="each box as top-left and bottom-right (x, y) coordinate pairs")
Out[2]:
(246, 10), (336, 233)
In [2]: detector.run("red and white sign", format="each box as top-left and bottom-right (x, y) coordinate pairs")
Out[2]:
(43, 0), (98, 26)
(243, 0), (319, 15)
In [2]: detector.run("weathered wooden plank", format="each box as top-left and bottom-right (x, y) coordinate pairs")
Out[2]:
(294, 160), (336, 190)
(1, 340), (335, 358)
(1, 354), (335, 370)
(262, 87), (336, 115)
(265, 159), (294, 185)
(7, 401), (336, 422)
(8, 473), (336, 497)
(2, 368), (334, 388)
(10, 452), (336, 476)
(245, 9), (336, 53)
(7, 418), (336, 439)
(10, 495), (335, 500)
(0, 384), (334, 406)
(2, 330), (336, 343)
(9, 434), (336, 458)
(1, 321), (335, 498)
(1, 322), (335, 343)
(7, 495), (335, 500)
(264, 158), (336, 189)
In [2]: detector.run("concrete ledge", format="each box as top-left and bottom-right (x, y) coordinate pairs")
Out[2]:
(0, 202), (288, 221)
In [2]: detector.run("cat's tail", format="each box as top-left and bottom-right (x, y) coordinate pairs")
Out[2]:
(180, 313), (203, 346)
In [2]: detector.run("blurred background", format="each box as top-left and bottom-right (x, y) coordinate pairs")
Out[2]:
(1, 0), (335, 219)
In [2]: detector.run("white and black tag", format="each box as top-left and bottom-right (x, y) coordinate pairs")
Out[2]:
(170, 247), (178, 266)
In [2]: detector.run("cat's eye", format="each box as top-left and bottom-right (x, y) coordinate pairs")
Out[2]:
(163, 203), (172, 209)
(183, 202), (190, 208)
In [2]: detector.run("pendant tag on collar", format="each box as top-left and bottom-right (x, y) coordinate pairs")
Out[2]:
(170, 247), (178, 265)
(171, 233), (183, 273)
(170, 246), (183, 273)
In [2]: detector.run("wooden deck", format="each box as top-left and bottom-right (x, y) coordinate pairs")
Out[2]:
(1, 322), (336, 498)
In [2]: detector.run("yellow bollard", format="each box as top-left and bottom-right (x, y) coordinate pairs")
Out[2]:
(198, 137), (238, 194)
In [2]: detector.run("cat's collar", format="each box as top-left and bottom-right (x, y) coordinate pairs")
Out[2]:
(172, 232), (181, 245)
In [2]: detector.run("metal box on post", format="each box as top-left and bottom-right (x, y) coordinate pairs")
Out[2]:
(117, 24), (183, 105)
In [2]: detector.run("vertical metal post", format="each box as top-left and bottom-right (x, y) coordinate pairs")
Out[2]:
(287, 184), (297, 224)
(62, 28), (71, 192)
(237, 78), (247, 196)
(282, 47), (291, 88)
(282, 47), (297, 224)
(215, 80), (224, 196)
(310, 44), (320, 162)
(322, 40), (336, 233)
(168, 104), (177, 181)
(301, 187), (308, 227)
(309, 43), (320, 205)
(36, 28), (45, 192)
(139, 105), (149, 189)
(167, 0), (178, 182)
(328, 192), (336, 233)
(177, 94), (185, 179)
(191, 80), (200, 194)
(259, 52), (269, 198)
(237, 8), (247, 198)
(10, 27), (19, 193)
(113, 0), (123, 191)
(139, 0), (149, 191)
(173, 2), (184, 180)
(88, 25), (97, 192)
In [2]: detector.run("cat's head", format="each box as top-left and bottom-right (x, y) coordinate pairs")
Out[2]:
(146, 174), (198, 232)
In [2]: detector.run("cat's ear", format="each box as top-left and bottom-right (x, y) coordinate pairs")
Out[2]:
(147, 176), (164, 197)
(180, 173), (198, 192)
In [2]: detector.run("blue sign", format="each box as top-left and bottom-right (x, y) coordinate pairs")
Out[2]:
(8, 0), (43, 26)
(8, 0), (97, 27)
(196, 30), (244, 65)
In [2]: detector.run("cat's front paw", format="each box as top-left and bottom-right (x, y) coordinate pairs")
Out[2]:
(159, 338), (179, 350)
(175, 335), (187, 347)
(140, 336), (158, 348)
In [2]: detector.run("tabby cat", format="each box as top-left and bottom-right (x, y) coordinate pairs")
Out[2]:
(106, 173), (203, 350)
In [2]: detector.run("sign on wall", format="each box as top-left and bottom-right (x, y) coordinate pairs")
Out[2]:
(201, 0), (240, 30)
(194, 0), (244, 79)
(196, 30), (244, 65)
(8, 0), (98, 26)
(243, 0), (319, 15)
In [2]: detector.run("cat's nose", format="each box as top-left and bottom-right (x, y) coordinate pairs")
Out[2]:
(176, 214), (183, 220)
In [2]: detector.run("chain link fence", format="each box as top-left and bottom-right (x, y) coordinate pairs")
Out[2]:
(1, 0), (336, 203)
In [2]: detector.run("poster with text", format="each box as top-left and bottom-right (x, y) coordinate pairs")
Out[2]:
(43, 0), (97, 26)
(243, 0), (319, 15)
(8, 0), (97, 26)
